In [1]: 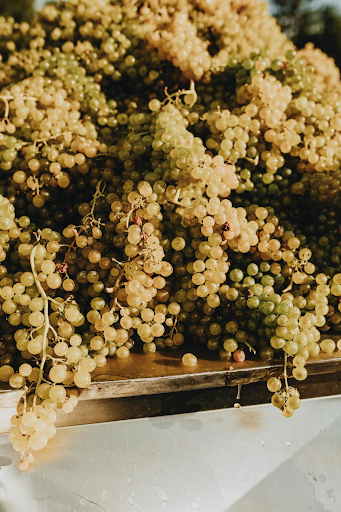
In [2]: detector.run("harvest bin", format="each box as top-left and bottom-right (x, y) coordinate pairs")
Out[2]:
(1, 349), (341, 511)
(2, 342), (341, 433)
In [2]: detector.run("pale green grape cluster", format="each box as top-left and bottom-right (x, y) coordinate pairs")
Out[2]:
(0, 224), (106, 469)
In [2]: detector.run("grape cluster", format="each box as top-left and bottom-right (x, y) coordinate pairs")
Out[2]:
(0, 0), (341, 469)
(297, 43), (341, 91)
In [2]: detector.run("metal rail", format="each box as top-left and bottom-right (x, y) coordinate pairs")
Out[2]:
(1, 348), (341, 408)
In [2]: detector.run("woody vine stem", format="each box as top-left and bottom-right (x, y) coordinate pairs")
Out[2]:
(30, 245), (50, 405)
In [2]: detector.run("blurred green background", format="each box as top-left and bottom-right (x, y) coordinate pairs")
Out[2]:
(0, 0), (340, 69)
(271, 0), (341, 69)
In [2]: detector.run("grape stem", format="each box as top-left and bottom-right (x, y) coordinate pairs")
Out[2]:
(283, 353), (289, 390)
(170, 187), (182, 206)
(48, 324), (59, 341)
(33, 132), (72, 147)
(28, 324), (47, 338)
(169, 314), (179, 337)
(282, 277), (293, 293)
(125, 197), (147, 229)
(83, 179), (106, 226)
(282, 256), (306, 293)
(245, 155), (260, 166)
(0, 94), (37, 120)
(163, 80), (197, 108)
(244, 341), (256, 354)
(22, 387), (28, 414)
(126, 205), (138, 229)
(109, 269), (125, 311)
(45, 352), (74, 366)
(30, 245), (53, 406)
(62, 226), (85, 266)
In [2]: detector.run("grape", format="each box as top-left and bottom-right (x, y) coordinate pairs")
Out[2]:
(233, 350), (246, 362)
(292, 367), (308, 381)
(320, 339), (336, 354)
(282, 407), (294, 418)
(287, 396), (301, 410)
(182, 353), (198, 367)
(271, 393), (285, 408)
(267, 377), (281, 392)
(73, 371), (91, 388)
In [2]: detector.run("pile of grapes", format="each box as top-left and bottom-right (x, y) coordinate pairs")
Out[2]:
(1, 0), (341, 469)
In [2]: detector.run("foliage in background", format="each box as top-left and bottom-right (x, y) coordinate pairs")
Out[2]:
(273, 0), (341, 69)
(0, 0), (35, 22)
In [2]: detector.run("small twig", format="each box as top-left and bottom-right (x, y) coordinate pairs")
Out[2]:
(283, 353), (289, 390)
(62, 226), (85, 266)
(244, 341), (256, 354)
(170, 187), (182, 206)
(170, 315), (179, 337)
(23, 387), (28, 414)
(0, 94), (37, 120)
(49, 324), (59, 341)
(126, 205), (137, 229)
(282, 276), (293, 293)
(109, 269), (125, 312)
(83, 179), (106, 227)
(163, 80), (197, 108)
